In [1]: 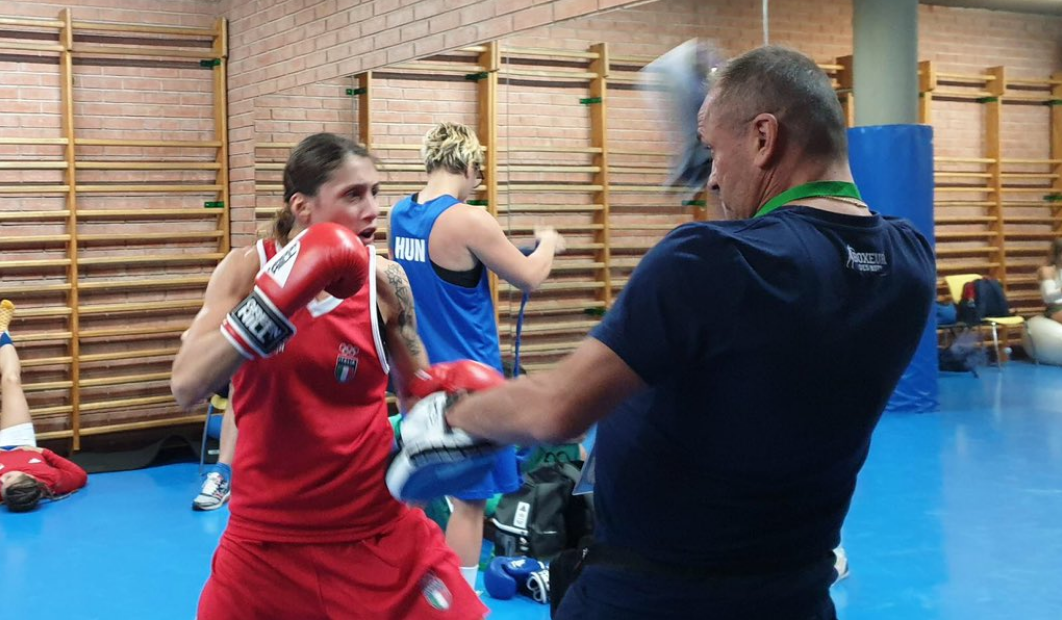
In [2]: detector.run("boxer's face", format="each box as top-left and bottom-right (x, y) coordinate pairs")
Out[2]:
(299, 154), (381, 246)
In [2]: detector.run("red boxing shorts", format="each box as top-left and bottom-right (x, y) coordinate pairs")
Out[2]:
(197, 510), (487, 620)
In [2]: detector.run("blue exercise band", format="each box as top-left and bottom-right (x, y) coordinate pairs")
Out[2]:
(512, 244), (536, 379)
(513, 292), (528, 379)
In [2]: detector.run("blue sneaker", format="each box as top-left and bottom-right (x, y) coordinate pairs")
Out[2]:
(192, 471), (231, 511)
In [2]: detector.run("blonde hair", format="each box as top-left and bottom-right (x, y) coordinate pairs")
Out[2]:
(421, 122), (483, 175)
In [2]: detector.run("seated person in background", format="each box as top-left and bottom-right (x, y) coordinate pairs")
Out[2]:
(0, 301), (88, 513)
(1039, 239), (1062, 324)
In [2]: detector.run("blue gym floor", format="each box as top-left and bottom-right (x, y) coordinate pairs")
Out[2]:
(2, 362), (1060, 620)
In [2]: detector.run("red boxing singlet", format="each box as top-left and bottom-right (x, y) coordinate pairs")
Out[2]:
(227, 239), (405, 543)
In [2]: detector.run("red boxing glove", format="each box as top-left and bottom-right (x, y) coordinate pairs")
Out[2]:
(407, 360), (505, 400)
(222, 223), (370, 359)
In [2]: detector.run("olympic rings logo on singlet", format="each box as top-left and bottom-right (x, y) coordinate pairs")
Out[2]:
(335, 342), (360, 384)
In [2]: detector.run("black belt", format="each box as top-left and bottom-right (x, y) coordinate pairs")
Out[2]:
(582, 544), (831, 581)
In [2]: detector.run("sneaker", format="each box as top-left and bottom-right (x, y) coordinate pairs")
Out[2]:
(192, 472), (231, 511)
(832, 546), (850, 584)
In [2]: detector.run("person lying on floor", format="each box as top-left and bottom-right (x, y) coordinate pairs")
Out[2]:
(0, 301), (88, 513)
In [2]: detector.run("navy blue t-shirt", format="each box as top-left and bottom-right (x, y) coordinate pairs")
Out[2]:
(589, 206), (934, 575)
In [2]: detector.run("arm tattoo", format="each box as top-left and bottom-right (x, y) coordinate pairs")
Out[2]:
(384, 262), (423, 359)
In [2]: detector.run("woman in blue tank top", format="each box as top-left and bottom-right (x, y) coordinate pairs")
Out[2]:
(389, 122), (565, 588)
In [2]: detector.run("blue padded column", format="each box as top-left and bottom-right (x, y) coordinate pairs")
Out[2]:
(849, 124), (938, 413)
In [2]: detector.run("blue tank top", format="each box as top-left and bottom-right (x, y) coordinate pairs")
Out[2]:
(389, 194), (503, 372)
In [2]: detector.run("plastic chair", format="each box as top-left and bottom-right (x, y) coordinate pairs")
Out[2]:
(198, 388), (229, 475)
(944, 274), (1026, 367)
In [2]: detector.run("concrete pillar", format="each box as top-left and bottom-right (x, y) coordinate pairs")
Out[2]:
(853, 0), (919, 126)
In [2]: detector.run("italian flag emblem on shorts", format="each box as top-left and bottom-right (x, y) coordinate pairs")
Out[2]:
(419, 571), (453, 611)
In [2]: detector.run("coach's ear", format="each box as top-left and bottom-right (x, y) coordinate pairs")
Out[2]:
(750, 112), (781, 170)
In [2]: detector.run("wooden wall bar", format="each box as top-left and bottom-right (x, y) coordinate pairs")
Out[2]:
(0, 11), (228, 447)
(921, 61), (1062, 324)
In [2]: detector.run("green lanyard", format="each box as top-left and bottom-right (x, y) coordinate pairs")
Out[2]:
(752, 181), (863, 219)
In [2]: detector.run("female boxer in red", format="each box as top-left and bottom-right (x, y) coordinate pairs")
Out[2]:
(171, 133), (487, 620)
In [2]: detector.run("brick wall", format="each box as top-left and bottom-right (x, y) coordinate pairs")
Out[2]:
(252, 76), (358, 238)
(222, 0), (645, 248)
(510, 0), (1061, 177)
(1, 0), (221, 436)
(242, 0), (1061, 246)
(0, 0), (218, 27)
